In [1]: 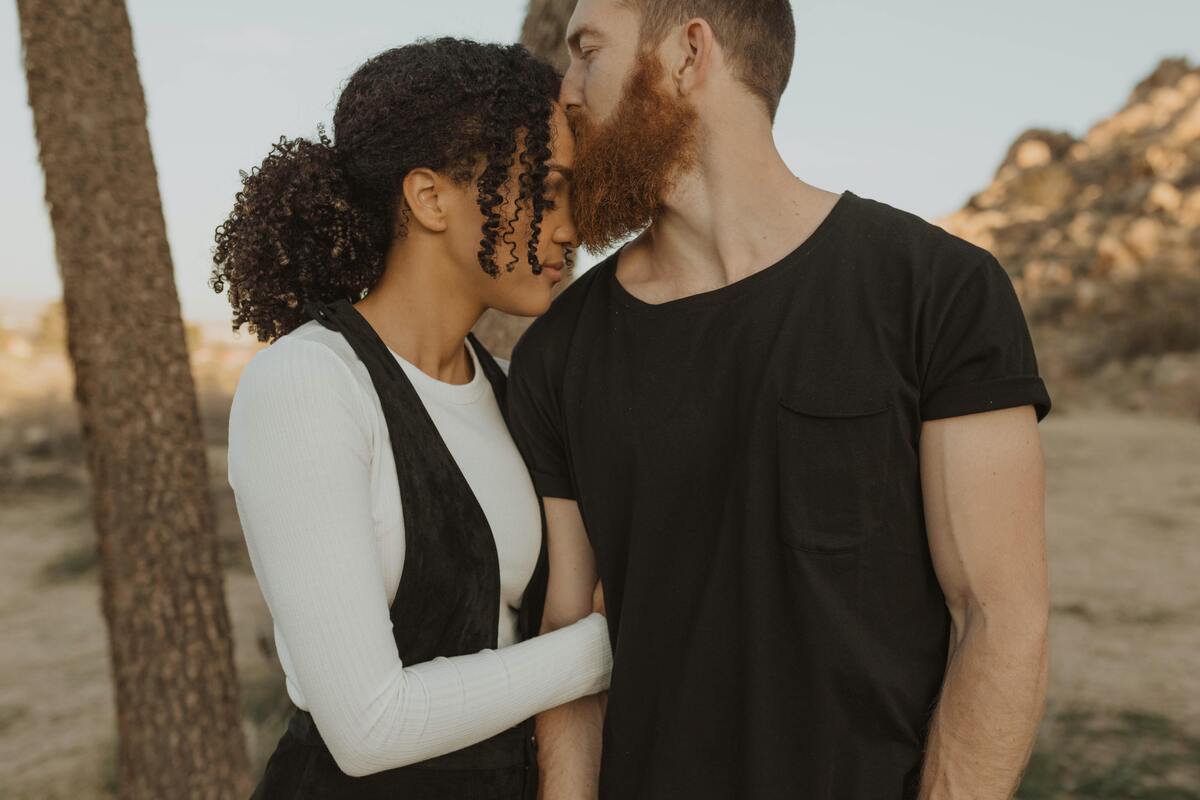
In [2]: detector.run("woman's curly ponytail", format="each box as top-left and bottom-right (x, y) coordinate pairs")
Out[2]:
(210, 125), (389, 342)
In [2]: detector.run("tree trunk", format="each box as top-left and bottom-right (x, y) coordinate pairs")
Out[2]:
(474, 0), (580, 358)
(16, 1), (252, 797)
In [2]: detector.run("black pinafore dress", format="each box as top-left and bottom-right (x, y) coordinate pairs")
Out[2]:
(249, 297), (550, 800)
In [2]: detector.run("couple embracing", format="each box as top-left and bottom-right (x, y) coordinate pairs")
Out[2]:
(218, 1), (1053, 798)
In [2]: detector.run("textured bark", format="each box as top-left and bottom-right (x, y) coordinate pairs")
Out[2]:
(16, 1), (252, 797)
(473, 0), (580, 358)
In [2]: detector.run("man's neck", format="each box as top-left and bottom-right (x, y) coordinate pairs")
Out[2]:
(618, 116), (841, 303)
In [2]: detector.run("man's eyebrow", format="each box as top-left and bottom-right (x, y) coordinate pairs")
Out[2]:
(566, 24), (603, 50)
(547, 163), (574, 181)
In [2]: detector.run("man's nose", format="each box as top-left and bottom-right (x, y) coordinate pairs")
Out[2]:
(559, 60), (584, 113)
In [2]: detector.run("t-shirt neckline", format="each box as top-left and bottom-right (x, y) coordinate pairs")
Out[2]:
(388, 336), (488, 406)
(607, 189), (855, 313)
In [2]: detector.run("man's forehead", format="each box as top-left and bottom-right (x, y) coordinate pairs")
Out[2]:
(566, 0), (635, 42)
(566, 21), (599, 42)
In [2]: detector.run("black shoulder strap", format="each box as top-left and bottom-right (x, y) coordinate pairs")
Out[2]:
(303, 298), (337, 331)
(466, 331), (509, 423)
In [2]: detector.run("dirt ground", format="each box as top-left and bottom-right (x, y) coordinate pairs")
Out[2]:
(0, 408), (1197, 798)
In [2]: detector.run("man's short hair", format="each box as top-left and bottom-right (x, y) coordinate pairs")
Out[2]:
(623, 0), (796, 120)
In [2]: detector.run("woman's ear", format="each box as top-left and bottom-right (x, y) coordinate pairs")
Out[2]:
(401, 167), (449, 233)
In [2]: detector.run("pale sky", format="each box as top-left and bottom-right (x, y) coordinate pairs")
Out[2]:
(2, 0), (1197, 324)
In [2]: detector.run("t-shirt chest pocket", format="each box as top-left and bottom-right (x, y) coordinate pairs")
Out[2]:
(775, 394), (894, 553)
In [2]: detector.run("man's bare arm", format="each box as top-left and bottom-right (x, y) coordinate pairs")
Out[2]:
(919, 404), (1050, 799)
(537, 496), (606, 799)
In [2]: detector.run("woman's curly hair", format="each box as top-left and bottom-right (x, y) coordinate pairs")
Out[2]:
(210, 38), (561, 342)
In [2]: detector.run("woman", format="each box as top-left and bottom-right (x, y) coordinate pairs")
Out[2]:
(212, 38), (610, 798)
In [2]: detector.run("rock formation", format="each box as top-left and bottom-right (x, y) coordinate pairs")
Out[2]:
(939, 58), (1200, 415)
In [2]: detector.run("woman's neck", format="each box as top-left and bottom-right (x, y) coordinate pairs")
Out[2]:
(352, 242), (483, 385)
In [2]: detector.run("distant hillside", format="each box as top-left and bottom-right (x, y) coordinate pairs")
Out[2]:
(940, 57), (1200, 416)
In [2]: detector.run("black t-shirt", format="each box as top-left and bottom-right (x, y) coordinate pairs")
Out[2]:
(506, 190), (1051, 800)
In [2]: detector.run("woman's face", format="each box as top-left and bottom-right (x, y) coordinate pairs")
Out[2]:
(453, 102), (579, 317)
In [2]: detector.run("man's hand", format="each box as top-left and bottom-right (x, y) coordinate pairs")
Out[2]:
(591, 579), (608, 719)
(918, 404), (1049, 799)
(592, 578), (605, 616)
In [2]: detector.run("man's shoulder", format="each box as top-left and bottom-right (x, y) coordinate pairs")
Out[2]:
(846, 191), (995, 274)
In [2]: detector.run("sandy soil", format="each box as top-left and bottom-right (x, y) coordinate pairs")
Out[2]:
(0, 410), (1197, 798)
(0, 448), (278, 799)
(1042, 410), (1200, 726)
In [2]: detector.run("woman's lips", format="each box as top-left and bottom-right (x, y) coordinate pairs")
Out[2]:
(541, 261), (565, 278)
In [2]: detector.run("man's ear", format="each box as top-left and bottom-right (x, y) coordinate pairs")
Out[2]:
(673, 17), (714, 96)
(401, 167), (449, 233)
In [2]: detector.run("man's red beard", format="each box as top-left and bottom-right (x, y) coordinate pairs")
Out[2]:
(567, 51), (700, 253)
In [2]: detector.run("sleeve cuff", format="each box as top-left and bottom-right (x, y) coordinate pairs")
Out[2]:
(562, 612), (613, 694)
(921, 374), (1052, 423)
(530, 469), (576, 500)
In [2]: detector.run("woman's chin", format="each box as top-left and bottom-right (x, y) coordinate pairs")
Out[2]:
(490, 290), (554, 319)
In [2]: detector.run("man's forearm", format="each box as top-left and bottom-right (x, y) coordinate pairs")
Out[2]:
(919, 606), (1049, 799)
(536, 692), (606, 799)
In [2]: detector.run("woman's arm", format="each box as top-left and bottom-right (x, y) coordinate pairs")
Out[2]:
(228, 338), (611, 778)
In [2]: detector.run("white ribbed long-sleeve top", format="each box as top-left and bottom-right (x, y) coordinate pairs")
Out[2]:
(227, 319), (610, 778)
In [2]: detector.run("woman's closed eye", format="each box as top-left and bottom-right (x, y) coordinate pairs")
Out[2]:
(542, 173), (570, 210)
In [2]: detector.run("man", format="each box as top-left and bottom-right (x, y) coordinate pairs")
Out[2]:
(507, 1), (1052, 797)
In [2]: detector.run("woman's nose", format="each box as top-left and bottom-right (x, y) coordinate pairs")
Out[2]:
(554, 214), (579, 249)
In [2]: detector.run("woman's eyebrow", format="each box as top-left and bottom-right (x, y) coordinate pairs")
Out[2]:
(547, 163), (574, 181)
